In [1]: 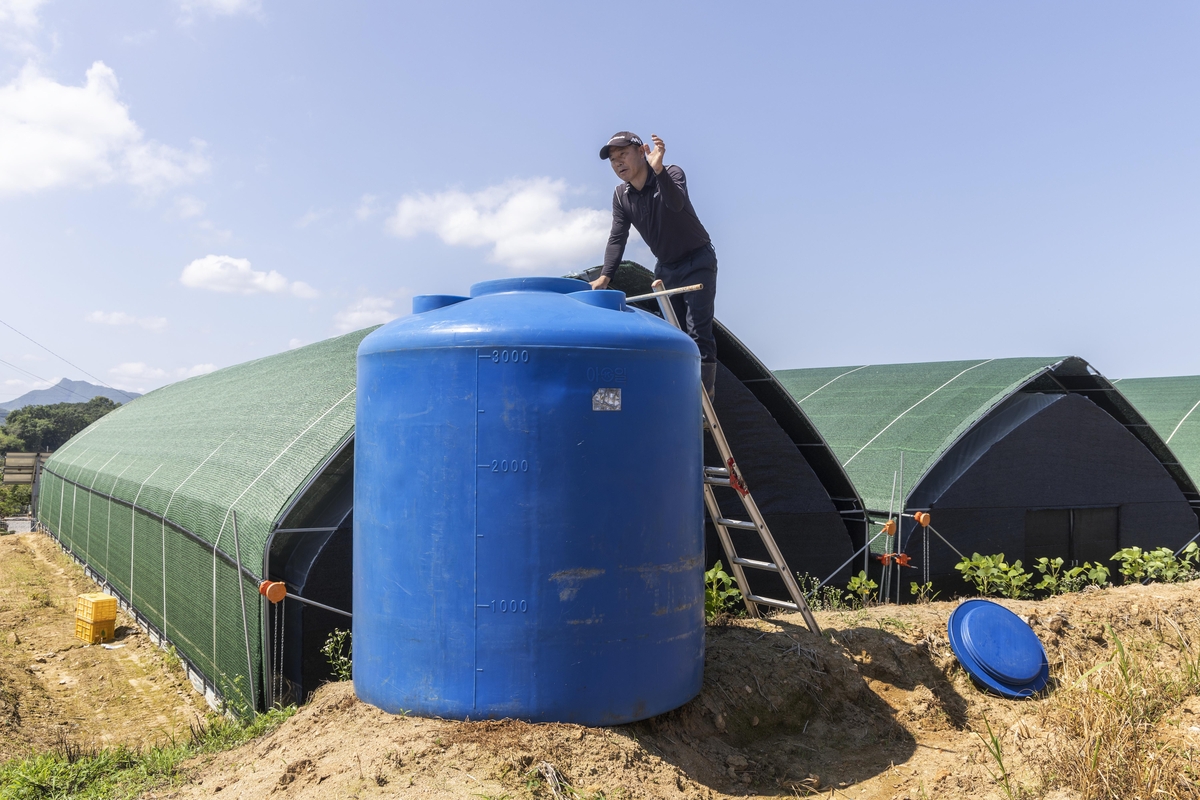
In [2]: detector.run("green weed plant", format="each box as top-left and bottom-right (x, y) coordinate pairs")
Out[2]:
(704, 560), (742, 620)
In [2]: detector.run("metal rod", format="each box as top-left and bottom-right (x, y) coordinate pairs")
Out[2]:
(273, 526), (341, 534)
(927, 524), (967, 560)
(624, 283), (704, 303)
(284, 592), (352, 618)
(232, 510), (258, 712)
(824, 529), (887, 587)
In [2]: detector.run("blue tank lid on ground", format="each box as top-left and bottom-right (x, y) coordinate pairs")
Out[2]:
(947, 599), (1049, 698)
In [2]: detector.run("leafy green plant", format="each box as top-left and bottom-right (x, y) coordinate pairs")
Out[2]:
(321, 628), (353, 682)
(704, 560), (742, 620)
(1113, 545), (1197, 584)
(955, 553), (1032, 598)
(1034, 557), (1111, 594)
(845, 570), (878, 607)
(909, 580), (940, 603)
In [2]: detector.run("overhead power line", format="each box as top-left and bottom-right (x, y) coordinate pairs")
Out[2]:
(0, 357), (95, 404)
(0, 317), (137, 402)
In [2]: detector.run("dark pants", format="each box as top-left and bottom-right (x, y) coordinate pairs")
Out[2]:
(656, 244), (717, 364)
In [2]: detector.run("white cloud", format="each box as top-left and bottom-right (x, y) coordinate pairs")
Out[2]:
(180, 254), (318, 298)
(108, 361), (218, 391)
(0, 61), (210, 196)
(175, 195), (206, 219)
(355, 193), (380, 221)
(178, 0), (261, 16)
(121, 29), (157, 46)
(287, 338), (308, 350)
(179, 363), (216, 378)
(386, 178), (609, 271)
(294, 208), (331, 229)
(0, 0), (47, 53)
(124, 139), (209, 193)
(333, 297), (398, 334)
(0, 0), (45, 29)
(85, 310), (168, 331)
(110, 362), (167, 380)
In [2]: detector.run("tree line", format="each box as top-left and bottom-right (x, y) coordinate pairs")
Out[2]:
(0, 397), (121, 517)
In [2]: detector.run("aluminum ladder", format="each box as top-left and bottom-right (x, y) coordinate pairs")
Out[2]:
(644, 280), (821, 635)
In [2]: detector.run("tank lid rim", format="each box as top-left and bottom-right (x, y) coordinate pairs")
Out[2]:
(470, 277), (589, 297)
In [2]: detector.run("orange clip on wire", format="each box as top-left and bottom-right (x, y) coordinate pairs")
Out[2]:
(258, 580), (286, 604)
(881, 518), (897, 536)
(913, 512), (931, 527)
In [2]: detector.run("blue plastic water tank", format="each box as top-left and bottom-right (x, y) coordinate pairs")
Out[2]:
(354, 276), (704, 724)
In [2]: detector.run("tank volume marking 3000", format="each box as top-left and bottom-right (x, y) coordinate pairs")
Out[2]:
(480, 349), (530, 363)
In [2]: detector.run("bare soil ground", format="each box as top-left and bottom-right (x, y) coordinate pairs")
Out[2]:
(156, 581), (1200, 800)
(0, 531), (207, 760)
(6, 529), (1200, 799)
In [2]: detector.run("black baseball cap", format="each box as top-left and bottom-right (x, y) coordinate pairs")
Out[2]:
(599, 131), (644, 160)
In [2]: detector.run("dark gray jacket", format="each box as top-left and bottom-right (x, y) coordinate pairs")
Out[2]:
(601, 164), (711, 278)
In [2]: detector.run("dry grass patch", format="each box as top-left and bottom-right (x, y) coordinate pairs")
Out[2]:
(1031, 618), (1200, 799)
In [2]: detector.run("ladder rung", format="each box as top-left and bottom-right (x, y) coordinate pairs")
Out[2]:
(746, 594), (800, 612)
(716, 517), (757, 531)
(704, 476), (732, 487)
(732, 557), (780, 573)
(704, 467), (729, 477)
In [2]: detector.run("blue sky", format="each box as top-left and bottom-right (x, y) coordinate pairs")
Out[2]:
(1, 1), (1197, 399)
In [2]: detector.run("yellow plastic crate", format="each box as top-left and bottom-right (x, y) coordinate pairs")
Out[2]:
(76, 593), (117, 623)
(75, 617), (115, 644)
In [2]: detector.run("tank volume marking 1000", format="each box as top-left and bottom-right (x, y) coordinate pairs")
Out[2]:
(477, 600), (529, 613)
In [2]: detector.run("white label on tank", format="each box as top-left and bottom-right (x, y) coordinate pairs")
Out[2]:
(592, 388), (621, 411)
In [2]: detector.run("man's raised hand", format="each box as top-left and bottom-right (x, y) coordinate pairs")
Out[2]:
(644, 134), (665, 174)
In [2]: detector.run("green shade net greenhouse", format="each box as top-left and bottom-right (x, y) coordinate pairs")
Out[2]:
(37, 329), (373, 711)
(1114, 375), (1200, 490)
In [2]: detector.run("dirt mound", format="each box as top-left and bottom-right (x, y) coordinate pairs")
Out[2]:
(162, 580), (1200, 799)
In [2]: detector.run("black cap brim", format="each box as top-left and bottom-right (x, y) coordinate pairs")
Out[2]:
(600, 132), (643, 160)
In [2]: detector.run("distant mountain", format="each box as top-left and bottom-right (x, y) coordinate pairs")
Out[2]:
(0, 379), (139, 416)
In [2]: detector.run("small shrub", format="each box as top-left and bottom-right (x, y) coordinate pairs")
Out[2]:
(321, 628), (353, 682)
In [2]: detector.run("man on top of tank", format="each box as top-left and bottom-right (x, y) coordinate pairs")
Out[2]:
(591, 131), (719, 400)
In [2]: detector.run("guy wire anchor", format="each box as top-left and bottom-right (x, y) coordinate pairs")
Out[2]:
(649, 279), (821, 635)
